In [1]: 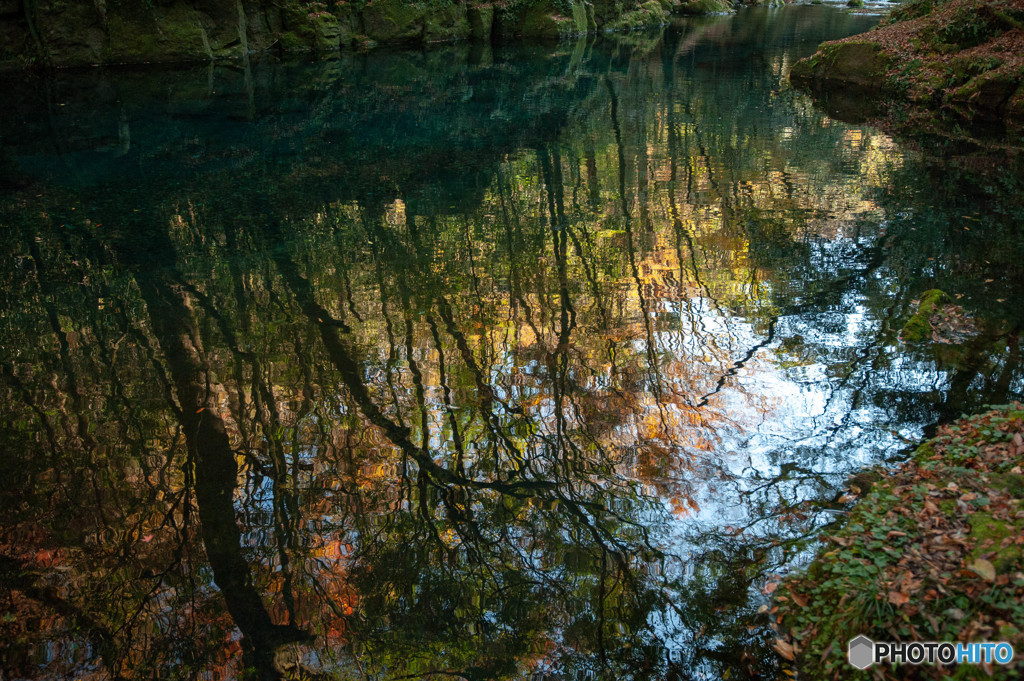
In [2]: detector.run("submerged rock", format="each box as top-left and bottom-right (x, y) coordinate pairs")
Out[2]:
(900, 289), (980, 346)
(900, 289), (950, 342)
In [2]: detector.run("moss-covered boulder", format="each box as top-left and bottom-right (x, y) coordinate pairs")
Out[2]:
(899, 289), (949, 343)
(950, 67), (1021, 113)
(514, 0), (590, 39)
(362, 0), (425, 43)
(604, 0), (670, 28)
(423, 2), (472, 42)
(790, 40), (894, 91)
(102, 5), (213, 64)
(24, 0), (280, 66)
(310, 12), (343, 52)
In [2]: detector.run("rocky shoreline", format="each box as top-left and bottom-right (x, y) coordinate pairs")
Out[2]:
(790, 0), (1024, 138)
(0, 0), (737, 70)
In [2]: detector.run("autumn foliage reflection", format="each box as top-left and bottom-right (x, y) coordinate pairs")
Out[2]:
(3, 9), (1024, 681)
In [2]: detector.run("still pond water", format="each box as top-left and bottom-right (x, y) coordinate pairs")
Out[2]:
(2, 6), (1024, 680)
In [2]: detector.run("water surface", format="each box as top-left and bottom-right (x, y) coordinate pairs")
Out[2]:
(2, 7), (1024, 680)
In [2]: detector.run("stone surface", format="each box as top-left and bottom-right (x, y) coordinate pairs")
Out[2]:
(362, 0), (426, 43)
(423, 2), (471, 43)
(790, 41), (893, 91)
(604, 0), (669, 29)
(0, 0), (671, 67)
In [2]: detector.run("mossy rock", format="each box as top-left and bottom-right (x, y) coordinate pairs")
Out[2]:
(362, 0), (427, 43)
(604, 0), (670, 29)
(34, 1), (107, 65)
(423, 2), (471, 42)
(278, 29), (311, 52)
(900, 288), (948, 342)
(847, 0), (864, 7)
(1007, 84), (1024, 116)
(951, 69), (1021, 111)
(311, 13), (342, 53)
(513, 0), (590, 39)
(571, 0), (591, 32)
(675, 0), (733, 15)
(103, 5), (213, 63)
(791, 40), (894, 90)
(279, 1), (316, 52)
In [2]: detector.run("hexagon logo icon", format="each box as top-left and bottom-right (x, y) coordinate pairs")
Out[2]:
(848, 635), (875, 670)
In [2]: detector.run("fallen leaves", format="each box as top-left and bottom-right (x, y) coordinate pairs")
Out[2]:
(773, 638), (797, 661)
(789, 590), (809, 608)
(773, 404), (1024, 680)
(928, 303), (979, 344)
(887, 590), (911, 606)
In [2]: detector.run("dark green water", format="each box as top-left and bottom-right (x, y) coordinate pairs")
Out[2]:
(1, 7), (1023, 680)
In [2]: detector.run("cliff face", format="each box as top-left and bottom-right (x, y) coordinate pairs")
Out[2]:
(0, 0), (675, 69)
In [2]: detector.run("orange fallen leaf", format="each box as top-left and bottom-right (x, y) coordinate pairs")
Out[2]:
(887, 591), (910, 606)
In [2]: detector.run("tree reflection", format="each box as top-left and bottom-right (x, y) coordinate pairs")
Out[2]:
(1, 7), (1023, 681)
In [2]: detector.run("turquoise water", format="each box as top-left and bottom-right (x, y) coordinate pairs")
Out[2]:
(1, 7), (1023, 679)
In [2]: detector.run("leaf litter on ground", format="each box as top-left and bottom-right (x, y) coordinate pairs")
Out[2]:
(770, 403), (1024, 679)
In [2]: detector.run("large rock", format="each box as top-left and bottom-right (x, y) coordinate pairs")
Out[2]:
(496, 0), (591, 40)
(102, 5), (213, 64)
(790, 40), (893, 91)
(603, 0), (670, 29)
(362, 0), (427, 43)
(37, 1), (108, 65)
(423, 2), (471, 43)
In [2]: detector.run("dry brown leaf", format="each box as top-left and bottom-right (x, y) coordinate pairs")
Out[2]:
(887, 591), (910, 606)
(773, 638), (796, 661)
